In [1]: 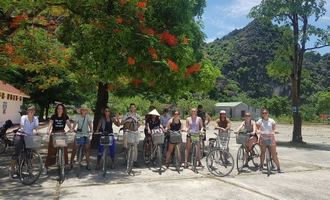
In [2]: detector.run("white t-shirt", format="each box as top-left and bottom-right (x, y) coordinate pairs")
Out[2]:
(256, 118), (276, 134)
(20, 115), (39, 135)
(187, 116), (202, 133)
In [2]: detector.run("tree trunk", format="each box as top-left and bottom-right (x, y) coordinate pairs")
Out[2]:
(91, 82), (109, 149)
(45, 104), (50, 120)
(39, 105), (45, 122)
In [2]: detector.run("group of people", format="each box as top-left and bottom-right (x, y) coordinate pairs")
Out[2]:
(9, 102), (281, 177)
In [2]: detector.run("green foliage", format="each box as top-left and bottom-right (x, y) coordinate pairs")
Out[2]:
(316, 91), (330, 114)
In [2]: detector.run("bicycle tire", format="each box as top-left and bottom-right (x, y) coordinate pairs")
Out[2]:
(58, 148), (65, 184)
(236, 145), (245, 173)
(143, 139), (151, 164)
(19, 150), (42, 185)
(191, 143), (197, 173)
(102, 147), (107, 177)
(0, 138), (7, 154)
(157, 145), (162, 171)
(206, 148), (234, 177)
(201, 141), (205, 158)
(266, 147), (271, 176)
(174, 145), (181, 172)
(77, 145), (83, 178)
(127, 146), (134, 175)
(251, 143), (261, 167)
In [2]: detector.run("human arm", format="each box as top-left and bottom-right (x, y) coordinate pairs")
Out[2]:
(236, 121), (244, 133)
(205, 113), (211, 126)
(251, 121), (257, 135)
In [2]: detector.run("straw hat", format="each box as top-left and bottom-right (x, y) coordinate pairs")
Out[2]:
(27, 105), (36, 111)
(148, 109), (160, 116)
(77, 104), (90, 112)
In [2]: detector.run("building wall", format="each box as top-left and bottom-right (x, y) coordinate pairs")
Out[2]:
(0, 92), (24, 126)
(215, 103), (260, 119)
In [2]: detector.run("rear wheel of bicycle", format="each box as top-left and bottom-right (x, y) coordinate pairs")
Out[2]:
(251, 143), (261, 167)
(206, 148), (234, 177)
(19, 150), (42, 185)
(174, 145), (181, 172)
(127, 146), (134, 175)
(236, 146), (245, 173)
(266, 148), (271, 176)
(0, 138), (7, 154)
(102, 148), (107, 177)
(58, 148), (65, 184)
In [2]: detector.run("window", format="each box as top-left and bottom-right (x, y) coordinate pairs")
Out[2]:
(15, 96), (18, 101)
(19, 96), (22, 101)
(7, 94), (9, 100)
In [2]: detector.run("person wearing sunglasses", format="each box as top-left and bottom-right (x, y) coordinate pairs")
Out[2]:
(236, 112), (257, 167)
(94, 106), (121, 170)
(215, 110), (231, 132)
(256, 109), (281, 173)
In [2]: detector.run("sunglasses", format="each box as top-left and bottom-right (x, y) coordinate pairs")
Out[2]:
(262, 112), (268, 114)
(174, 113), (179, 115)
(105, 110), (110, 112)
(245, 115), (251, 117)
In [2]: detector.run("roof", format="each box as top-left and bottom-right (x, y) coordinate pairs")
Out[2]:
(215, 102), (243, 107)
(0, 80), (30, 98)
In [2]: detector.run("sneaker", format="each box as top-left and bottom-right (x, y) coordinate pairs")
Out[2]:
(242, 164), (249, 168)
(277, 168), (283, 173)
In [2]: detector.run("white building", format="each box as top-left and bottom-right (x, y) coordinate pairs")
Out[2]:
(214, 102), (261, 119)
(0, 80), (30, 126)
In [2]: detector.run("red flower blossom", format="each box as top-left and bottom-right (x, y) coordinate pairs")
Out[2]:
(132, 79), (143, 87)
(167, 59), (179, 72)
(10, 14), (28, 28)
(160, 32), (177, 46)
(114, 28), (122, 33)
(136, 11), (145, 21)
(185, 63), (201, 77)
(128, 57), (136, 65)
(115, 17), (123, 24)
(136, 1), (147, 8)
(148, 48), (158, 60)
(120, 0), (126, 6)
(145, 28), (155, 36)
(5, 44), (14, 55)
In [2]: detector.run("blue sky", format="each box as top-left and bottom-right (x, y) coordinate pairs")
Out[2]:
(202, 0), (330, 55)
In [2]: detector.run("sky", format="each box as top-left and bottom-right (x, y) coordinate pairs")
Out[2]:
(202, 0), (330, 55)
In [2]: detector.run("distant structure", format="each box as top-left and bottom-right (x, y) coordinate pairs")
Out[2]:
(0, 80), (30, 125)
(214, 102), (261, 119)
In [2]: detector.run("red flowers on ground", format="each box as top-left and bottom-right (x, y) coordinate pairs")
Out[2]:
(148, 48), (158, 60)
(128, 57), (136, 65)
(160, 32), (177, 46)
(167, 59), (179, 72)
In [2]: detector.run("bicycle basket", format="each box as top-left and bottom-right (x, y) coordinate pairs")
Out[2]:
(75, 135), (88, 145)
(53, 135), (68, 148)
(170, 131), (182, 144)
(190, 133), (200, 142)
(152, 133), (164, 145)
(127, 131), (139, 144)
(236, 134), (249, 145)
(24, 135), (41, 149)
(100, 135), (113, 146)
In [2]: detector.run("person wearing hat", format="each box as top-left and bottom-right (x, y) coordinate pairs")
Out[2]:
(70, 104), (93, 170)
(215, 110), (231, 131)
(10, 105), (39, 178)
(144, 108), (163, 163)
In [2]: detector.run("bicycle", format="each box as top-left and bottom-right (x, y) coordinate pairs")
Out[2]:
(261, 134), (275, 177)
(236, 132), (260, 174)
(150, 129), (165, 173)
(188, 132), (203, 173)
(52, 132), (69, 184)
(168, 130), (183, 173)
(126, 130), (140, 175)
(12, 132), (43, 185)
(74, 133), (89, 178)
(206, 130), (234, 177)
(0, 120), (14, 154)
(95, 132), (115, 177)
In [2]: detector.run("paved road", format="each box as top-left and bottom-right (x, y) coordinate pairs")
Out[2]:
(1, 122), (330, 200)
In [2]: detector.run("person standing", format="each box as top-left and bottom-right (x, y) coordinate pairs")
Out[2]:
(70, 105), (93, 170)
(44, 104), (72, 174)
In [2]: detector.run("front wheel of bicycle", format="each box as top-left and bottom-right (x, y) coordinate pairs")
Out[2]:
(157, 145), (162, 172)
(19, 150), (42, 185)
(191, 144), (197, 173)
(236, 146), (245, 173)
(102, 147), (107, 177)
(58, 148), (65, 184)
(206, 148), (234, 177)
(251, 143), (261, 167)
(174, 145), (181, 172)
(266, 148), (271, 177)
(76, 145), (84, 178)
(127, 146), (134, 175)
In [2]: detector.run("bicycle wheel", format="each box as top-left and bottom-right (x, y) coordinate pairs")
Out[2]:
(0, 138), (7, 154)
(102, 147), (107, 177)
(19, 150), (42, 185)
(127, 146), (134, 175)
(157, 145), (162, 171)
(174, 145), (181, 172)
(191, 143), (197, 172)
(236, 146), (245, 173)
(58, 148), (65, 184)
(77, 145), (83, 178)
(251, 143), (261, 167)
(266, 148), (271, 176)
(206, 148), (234, 177)
(143, 139), (151, 164)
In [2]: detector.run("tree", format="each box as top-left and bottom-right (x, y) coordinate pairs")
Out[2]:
(250, 0), (330, 143)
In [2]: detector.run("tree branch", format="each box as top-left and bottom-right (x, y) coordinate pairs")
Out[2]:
(305, 44), (330, 51)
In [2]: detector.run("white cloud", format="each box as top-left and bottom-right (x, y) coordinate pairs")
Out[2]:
(217, 0), (262, 17)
